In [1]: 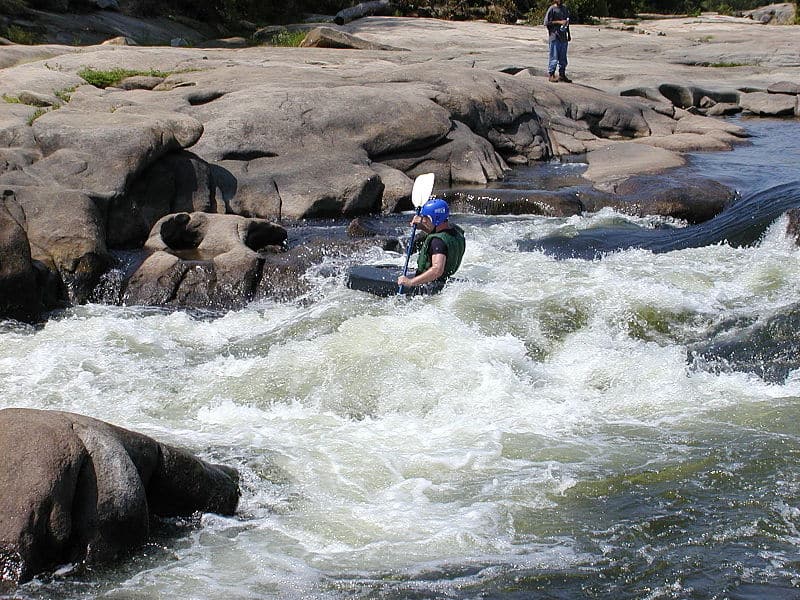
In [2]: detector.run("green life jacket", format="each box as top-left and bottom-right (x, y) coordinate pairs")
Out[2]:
(416, 224), (466, 281)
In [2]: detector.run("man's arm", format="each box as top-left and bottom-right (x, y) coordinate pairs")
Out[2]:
(397, 253), (446, 287)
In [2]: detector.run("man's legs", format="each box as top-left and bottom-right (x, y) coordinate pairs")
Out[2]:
(548, 40), (559, 81)
(557, 41), (570, 82)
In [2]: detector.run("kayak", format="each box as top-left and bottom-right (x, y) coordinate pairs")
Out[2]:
(346, 265), (446, 297)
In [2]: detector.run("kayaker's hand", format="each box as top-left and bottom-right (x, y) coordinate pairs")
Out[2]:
(397, 275), (413, 287)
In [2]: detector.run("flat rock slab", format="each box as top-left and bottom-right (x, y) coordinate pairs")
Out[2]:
(583, 142), (686, 186)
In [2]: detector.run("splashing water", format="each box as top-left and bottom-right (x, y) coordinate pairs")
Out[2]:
(2, 118), (800, 600)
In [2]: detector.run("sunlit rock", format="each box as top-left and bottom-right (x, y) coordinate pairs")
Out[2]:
(0, 408), (240, 586)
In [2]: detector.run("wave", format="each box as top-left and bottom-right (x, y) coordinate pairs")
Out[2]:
(518, 181), (800, 259)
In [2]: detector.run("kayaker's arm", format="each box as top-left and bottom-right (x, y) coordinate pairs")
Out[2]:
(397, 253), (446, 287)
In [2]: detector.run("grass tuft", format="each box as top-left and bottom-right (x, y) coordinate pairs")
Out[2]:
(77, 67), (172, 88)
(3, 24), (38, 45)
(261, 30), (307, 47)
(27, 108), (47, 125)
(54, 86), (77, 103)
(2, 94), (22, 104)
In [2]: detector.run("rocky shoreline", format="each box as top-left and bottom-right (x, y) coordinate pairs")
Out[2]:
(1, 13), (799, 322)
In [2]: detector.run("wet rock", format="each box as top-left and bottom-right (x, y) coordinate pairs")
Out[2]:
(256, 236), (400, 301)
(0, 408), (239, 586)
(607, 175), (735, 223)
(440, 188), (586, 217)
(123, 212), (287, 309)
(690, 302), (800, 383)
(787, 208), (800, 246)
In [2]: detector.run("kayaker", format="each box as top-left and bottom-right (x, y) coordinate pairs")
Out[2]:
(397, 199), (466, 289)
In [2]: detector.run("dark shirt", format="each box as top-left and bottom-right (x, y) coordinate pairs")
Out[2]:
(429, 237), (447, 257)
(544, 4), (570, 42)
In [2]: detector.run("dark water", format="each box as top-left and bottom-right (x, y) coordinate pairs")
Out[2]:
(518, 117), (800, 259)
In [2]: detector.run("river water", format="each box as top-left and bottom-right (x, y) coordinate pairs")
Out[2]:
(2, 117), (800, 599)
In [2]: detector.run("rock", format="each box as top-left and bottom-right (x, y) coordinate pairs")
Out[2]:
(195, 37), (249, 49)
(0, 408), (239, 585)
(0, 191), (62, 322)
(123, 212), (287, 309)
(300, 26), (407, 51)
(27, 108), (204, 196)
(17, 90), (60, 108)
(370, 162), (413, 213)
(657, 83), (739, 109)
(95, 0), (120, 10)
(440, 188), (585, 217)
(0, 148), (39, 176)
(252, 26), (288, 44)
(108, 151), (219, 248)
(690, 302), (800, 384)
(116, 75), (165, 90)
(607, 175), (735, 223)
(706, 102), (743, 116)
(743, 3), (796, 24)
(1, 187), (109, 304)
(0, 104), (37, 148)
(788, 208), (800, 246)
(334, 0), (394, 25)
(739, 91), (797, 116)
(100, 36), (136, 46)
(382, 121), (508, 186)
(767, 81), (800, 95)
(256, 237), (399, 301)
(582, 142), (686, 186)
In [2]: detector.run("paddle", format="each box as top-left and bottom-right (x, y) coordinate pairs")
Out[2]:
(398, 172), (435, 295)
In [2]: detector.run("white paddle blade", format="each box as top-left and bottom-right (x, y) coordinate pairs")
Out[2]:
(411, 172), (435, 208)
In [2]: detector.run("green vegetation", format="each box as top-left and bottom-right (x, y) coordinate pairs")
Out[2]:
(2, 24), (38, 44)
(77, 67), (171, 88)
(708, 61), (752, 66)
(0, 0), (26, 15)
(54, 86), (77, 103)
(27, 108), (47, 125)
(2, 94), (22, 104)
(262, 29), (307, 47)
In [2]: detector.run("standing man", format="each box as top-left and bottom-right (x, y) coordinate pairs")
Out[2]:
(544, 0), (572, 83)
(397, 199), (466, 289)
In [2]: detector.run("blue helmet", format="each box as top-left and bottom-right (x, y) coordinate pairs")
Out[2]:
(420, 198), (449, 227)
